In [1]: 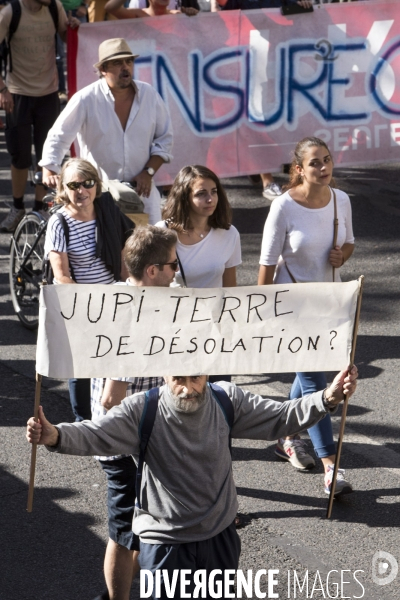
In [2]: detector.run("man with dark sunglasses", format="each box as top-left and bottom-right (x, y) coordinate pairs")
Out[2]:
(90, 225), (177, 600)
(39, 37), (173, 225)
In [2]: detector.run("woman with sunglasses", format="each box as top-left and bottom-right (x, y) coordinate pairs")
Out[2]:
(44, 157), (134, 421)
(158, 164), (241, 289)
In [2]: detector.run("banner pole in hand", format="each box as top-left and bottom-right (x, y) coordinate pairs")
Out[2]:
(27, 372), (42, 513)
(326, 275), (364, 519)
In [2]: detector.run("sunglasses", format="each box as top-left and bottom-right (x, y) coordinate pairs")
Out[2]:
(65, 179), (96, 191)
(153, 260), (179, 272)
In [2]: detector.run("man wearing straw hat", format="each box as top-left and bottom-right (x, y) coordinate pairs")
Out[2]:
(27, 366), (358, 599)
(40, 38), (173, 225)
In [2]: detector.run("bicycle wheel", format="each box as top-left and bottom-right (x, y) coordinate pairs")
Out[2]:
(9, 213), (46, 330)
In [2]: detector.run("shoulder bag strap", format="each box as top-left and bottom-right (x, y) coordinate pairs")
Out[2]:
(8, 0), (22, 73)
(136, 387), (160, 509)
(284, 261), (297, 284)
(331, 188), (338, 282)
(55, 211), (75, 280)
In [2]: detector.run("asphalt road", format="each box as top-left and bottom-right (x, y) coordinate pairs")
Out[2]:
(0, 133), (399, 600)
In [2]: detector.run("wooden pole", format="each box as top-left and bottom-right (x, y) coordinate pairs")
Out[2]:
(27, 372), (42, 513)
(326, 276), (365, 519)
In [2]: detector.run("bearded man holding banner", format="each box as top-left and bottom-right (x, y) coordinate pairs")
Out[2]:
(39, 38), (173, 225)
(27, 363), (357, 599)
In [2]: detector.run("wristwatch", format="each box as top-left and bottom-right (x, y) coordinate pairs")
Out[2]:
(144, 167), (155, 177)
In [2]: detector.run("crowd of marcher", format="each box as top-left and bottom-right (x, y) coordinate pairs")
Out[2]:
(0, 0), (363, 596)
(0, 0), (364, 234)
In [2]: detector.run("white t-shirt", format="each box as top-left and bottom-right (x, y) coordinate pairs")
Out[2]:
(44, 208), (114, 284)
(259, 188), (354, 283)
(156, 222), (242, 287)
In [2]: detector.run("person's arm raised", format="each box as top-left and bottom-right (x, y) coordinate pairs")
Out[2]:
(105, 0), (145, 18)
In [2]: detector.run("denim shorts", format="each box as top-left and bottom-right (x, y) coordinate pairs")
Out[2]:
(99, 455), (139, 551)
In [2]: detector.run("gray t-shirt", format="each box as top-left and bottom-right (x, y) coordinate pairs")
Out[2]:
(49, 382), (331, 544)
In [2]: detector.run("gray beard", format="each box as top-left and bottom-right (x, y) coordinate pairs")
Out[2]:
(169, 387), (207, 413)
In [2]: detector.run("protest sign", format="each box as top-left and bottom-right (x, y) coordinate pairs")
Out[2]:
(36, 281), (360, 378)
(68, 1), (400, 183)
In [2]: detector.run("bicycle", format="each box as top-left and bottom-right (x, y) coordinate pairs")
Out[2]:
(9, 175), (58, 330)
(9, 174), (143, 329)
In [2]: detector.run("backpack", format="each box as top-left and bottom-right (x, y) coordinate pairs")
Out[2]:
(135, 382), (234, 509)
(42, 211), (71, 284)
(0, 0), (59, 78)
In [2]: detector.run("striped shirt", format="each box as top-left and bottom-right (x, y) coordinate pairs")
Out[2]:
(91, 376), (164, 461)
(44, 207), (114, 284)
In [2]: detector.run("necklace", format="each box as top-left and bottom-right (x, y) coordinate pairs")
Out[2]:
(189, 227), (210, 239)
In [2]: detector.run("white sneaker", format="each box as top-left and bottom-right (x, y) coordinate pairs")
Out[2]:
(0, 206), (25, 232)
(275, 436), (315, 470)
(262, 182), (282, 201)
(324, 464), (353, 496)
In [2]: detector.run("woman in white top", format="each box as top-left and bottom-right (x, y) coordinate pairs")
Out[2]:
(157, 164), (241, 389)
(45, 158), (133, 422)
(258, 137), (355, 497)
(158, 164), (241, 289)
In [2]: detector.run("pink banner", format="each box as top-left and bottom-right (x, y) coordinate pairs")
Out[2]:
(73, 1), (400, 183)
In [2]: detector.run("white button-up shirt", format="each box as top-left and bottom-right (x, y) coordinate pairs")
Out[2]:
(40, 78), (173, 181)
(40, 78), (173, 223)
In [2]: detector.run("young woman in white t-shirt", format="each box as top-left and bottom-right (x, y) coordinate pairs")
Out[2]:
(157, 164), (241, 289)
(258, 137), (355, 497)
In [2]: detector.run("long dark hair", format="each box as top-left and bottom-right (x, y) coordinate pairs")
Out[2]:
(284, 137), (336, 191)
(162, 165), (232, 232)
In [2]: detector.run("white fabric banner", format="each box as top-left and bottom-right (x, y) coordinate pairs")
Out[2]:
(36, 281), (360, 378)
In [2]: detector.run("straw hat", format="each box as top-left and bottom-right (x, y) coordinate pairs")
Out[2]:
(94, 38), (139, 70)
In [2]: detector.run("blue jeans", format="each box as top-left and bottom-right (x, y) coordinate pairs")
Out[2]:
(68, 378), (91, 422)
(290, 372), (336, 458)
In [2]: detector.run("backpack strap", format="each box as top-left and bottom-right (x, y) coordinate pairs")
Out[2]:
(7, 0), (21, 74)
(48, 0), (59, 33)
(55, 211), (74, 280)
(208, 382), (234, 456)
(135, 387), (160, 509)
(55, 211), (69, 246)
